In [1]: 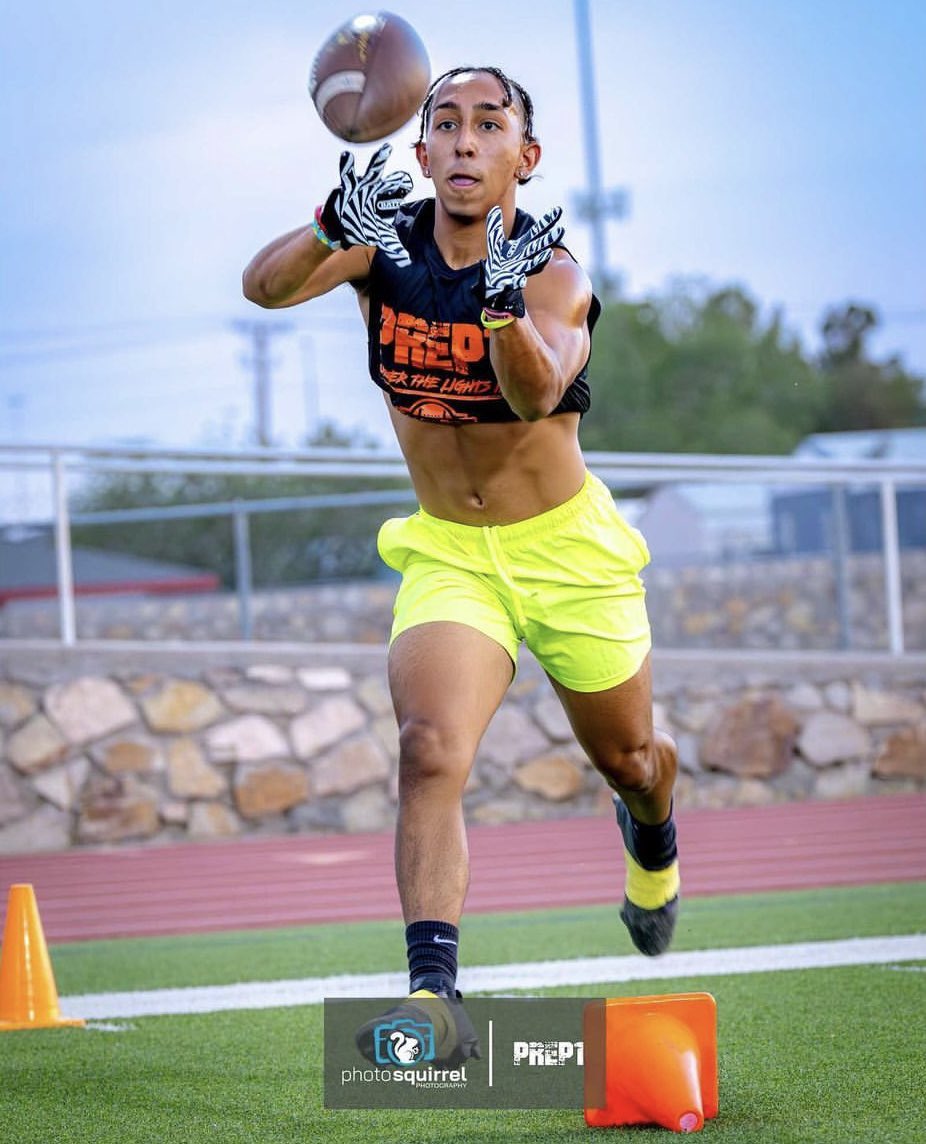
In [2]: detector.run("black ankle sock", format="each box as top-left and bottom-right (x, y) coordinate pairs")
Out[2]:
(628, 806), (677, 870)
(406, 920), (459, 992)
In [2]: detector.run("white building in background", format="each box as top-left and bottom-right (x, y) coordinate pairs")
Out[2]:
(622, 429), (926, 565)
(774, 428), (926, 555)
(793, 428), (925, 462)
(624, 483), (771, 565)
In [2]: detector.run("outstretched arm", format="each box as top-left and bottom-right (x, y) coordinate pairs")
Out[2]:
(242, 225), (370, 309)
(478, 208), (593, 420)
(489, 254), (593, 421)
(242, 144), (412, 309)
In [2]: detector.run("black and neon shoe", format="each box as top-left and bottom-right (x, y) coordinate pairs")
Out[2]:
(614, 795), (680, 956)
(355, 977), (481, 1067)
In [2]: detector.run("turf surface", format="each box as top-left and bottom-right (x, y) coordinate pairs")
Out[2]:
(49, 881), (926, 994)
(1, 882), (923, 1143)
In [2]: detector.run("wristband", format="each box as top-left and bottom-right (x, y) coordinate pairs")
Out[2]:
(483, 285), (526, 319)
(480, 307), (517, 330)
(311, 206), (341, 251)
(320, 187), (346, 245)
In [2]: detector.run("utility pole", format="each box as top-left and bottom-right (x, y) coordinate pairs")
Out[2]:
(233, 319), (293, 447)
(572, 0), (630, 301)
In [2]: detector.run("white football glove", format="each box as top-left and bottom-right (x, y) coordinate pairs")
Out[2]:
(319, 143), (413, 266)
(481, 205), (564, 316)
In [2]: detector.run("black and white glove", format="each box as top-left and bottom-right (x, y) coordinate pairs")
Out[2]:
(480, 205), (565, 320)
(318, 143), (413, 266)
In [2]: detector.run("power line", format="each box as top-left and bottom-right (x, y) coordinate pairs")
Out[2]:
(0, 330), (225, 368)
(0, 311), (360, 369)
(0, 315), (227, 341)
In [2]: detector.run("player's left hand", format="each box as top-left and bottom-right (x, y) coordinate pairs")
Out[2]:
(481, 205), (565, 316)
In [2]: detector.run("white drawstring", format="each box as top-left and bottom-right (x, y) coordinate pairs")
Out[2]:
(483, 526), (530, 631)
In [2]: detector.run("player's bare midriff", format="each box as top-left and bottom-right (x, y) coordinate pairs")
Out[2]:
(349, 285), (589, 525)
(387, 403), (587, 525)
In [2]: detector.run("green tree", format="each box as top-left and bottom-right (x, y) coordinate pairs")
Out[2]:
(814, 303), (926, 431)
(71, 421), (410, 585)
(581, 281), (822, 454)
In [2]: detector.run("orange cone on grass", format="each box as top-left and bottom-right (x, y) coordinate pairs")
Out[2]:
(0, 883), (84, 1031)
(584, 992), (717, 1133)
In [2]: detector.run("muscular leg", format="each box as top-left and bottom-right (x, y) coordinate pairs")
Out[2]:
(547, 655), (676, 823)
(354, 622), (503, 1065)
(548, 654), (680, 955)
(389, 621), (514, 925)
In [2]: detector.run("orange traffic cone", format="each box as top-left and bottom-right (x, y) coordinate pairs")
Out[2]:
(0, 883), (84, 1031)
(584, 992), (717, 1133)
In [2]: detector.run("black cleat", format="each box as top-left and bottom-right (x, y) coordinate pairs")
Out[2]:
(355, 979), (481, 1067)
(614, 795), (680, 957)
(619, 895), (679, 957)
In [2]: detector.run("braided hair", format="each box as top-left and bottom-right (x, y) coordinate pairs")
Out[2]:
(415, 66), (538, 185)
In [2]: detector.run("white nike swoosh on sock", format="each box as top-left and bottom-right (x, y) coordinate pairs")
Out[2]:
(433, 936), (457, 945)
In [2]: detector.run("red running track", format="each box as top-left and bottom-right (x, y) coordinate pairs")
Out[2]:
(0, 794), (923, 943)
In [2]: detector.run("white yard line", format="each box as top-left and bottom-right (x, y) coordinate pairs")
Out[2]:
(60, 934), (926, 1021)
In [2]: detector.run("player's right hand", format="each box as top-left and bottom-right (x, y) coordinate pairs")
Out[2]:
(319, 143), (413, 266)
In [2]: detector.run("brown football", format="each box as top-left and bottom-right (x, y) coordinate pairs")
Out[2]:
(309, 12), (430, 143)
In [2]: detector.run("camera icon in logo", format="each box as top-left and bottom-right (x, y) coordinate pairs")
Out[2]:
(373, 1017), (436, 1067)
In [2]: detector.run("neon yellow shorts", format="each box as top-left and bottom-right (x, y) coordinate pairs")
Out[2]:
(376, 472), (652, 692)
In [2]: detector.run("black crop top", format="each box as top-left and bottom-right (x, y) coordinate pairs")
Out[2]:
(366, 199), (600, 425)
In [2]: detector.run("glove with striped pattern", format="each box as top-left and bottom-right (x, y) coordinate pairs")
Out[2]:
(479, 205), (564, 319)
(318, 144), (413, 267)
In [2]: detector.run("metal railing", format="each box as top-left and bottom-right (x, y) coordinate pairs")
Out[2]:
(1, 441), (924, 653)
(73, 487), (418, 640)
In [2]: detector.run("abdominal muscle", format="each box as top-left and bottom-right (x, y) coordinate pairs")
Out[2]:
(387, 401), (588, 526)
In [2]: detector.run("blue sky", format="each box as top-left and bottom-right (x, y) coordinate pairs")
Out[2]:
(1, 0), (924, 473)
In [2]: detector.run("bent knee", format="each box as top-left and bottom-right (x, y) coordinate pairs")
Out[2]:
(397, 718), (473, 786)
(594, 729), (677, 794)
(600, 745), (657, 794)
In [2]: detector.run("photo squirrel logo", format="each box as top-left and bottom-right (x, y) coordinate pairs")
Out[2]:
(389, 1029), (421, 1065)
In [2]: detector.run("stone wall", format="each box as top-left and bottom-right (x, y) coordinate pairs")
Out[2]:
(649, 551), (926, 651)
(1, 642), (923, 854)
(2, 551), (924, 651)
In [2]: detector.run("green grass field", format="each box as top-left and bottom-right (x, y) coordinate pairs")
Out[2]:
(2, 882), (924, 1144)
